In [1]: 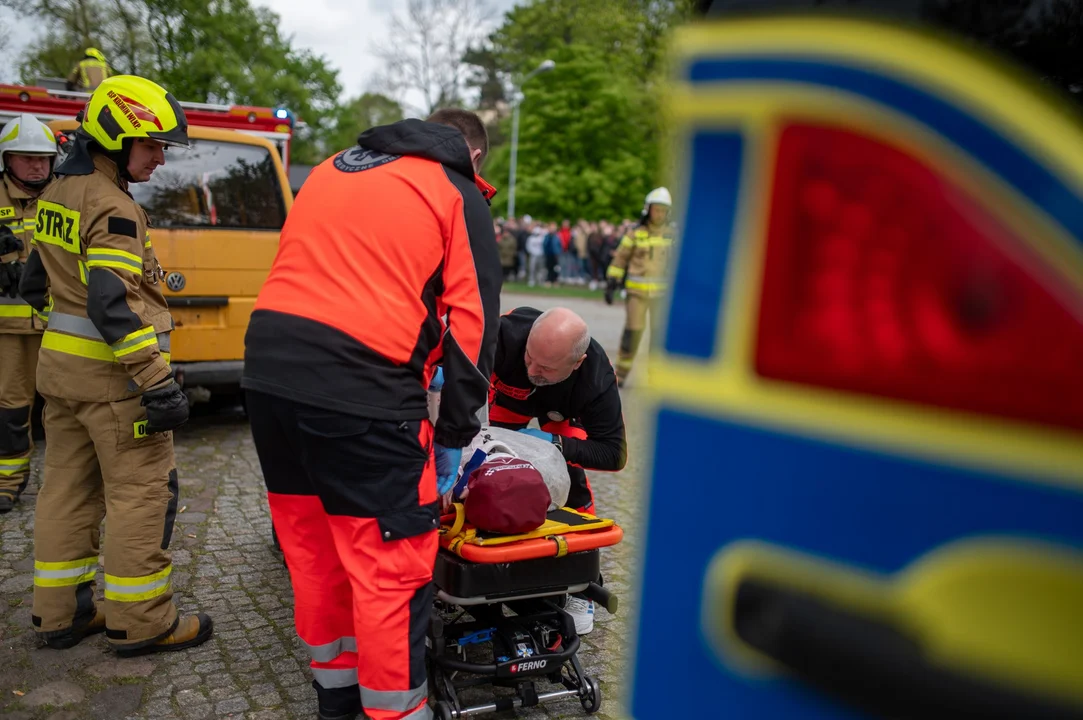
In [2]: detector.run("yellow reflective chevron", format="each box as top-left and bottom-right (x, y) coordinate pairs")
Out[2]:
(111, 326), (158, 358)
(34, 201), (81, 254)
(104, 566), (171, 602)
(87, 247), (142, 274)
(34, 556), (98, 587)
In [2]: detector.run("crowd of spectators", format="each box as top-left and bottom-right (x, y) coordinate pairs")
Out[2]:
(493, 216), (638, 289)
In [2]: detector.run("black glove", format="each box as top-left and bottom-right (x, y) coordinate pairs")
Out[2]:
(0, 260), (21, 298)
(0, 224), (20, 257)
(141, 379), (190, 434)
(604, 278), (617, 306)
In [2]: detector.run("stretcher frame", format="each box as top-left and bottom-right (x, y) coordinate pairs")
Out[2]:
(427, 547), (619, 719)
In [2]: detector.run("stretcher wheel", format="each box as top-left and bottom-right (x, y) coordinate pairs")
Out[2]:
(433, 700), (456, 720)
(580, 675), (601, 713)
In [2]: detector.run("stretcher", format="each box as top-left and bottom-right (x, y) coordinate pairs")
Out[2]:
(428, 507), (623, 719)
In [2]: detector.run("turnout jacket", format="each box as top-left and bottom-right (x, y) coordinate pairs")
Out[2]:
(243, 119), (503, 448)
(490, 307), (627, 472)
(0, 174), (49, 333)
(19, 152), (174, 401)
(605, 221), (676, 297)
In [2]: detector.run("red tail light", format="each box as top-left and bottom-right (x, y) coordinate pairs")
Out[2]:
(756, 123), (1083, 432)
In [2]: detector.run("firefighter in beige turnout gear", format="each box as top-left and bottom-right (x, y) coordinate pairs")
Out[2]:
(605, 187), (675, 386)
(18, 75), (213, 654)
(0, 113), (56, 512)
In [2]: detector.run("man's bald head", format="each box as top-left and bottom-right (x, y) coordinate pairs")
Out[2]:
(524, 308), (591, 386)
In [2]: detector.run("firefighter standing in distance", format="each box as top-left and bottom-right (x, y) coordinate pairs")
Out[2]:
(67, 48), (112, 92)
(242, 107), (502, 720)
(0, 113), (56, 512)
(18, 75), (213, 655)
(605, 187), (675, 386)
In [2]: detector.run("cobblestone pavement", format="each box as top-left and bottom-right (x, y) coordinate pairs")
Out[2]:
(0, 294), (651, 720)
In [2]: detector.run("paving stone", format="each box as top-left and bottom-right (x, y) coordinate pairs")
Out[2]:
(178, 702), (214, 720)
(215, 695), (249, 714)
(87, 657), (157, 679)
(93, 684), (151, 718)
(173, 674), (203, 690)
(20, 680), (86, 707)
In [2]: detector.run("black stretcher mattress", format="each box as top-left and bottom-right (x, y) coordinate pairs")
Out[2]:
(433, 548), (601, 599)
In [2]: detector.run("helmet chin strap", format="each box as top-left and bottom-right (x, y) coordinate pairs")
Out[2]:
(9, 162), (54, 193)
(113, 140), (135, 182)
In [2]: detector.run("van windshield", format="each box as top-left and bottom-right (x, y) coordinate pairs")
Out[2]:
(130, 138), (287, 229)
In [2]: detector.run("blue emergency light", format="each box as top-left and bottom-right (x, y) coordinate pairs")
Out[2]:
(273, 107), (295, 127)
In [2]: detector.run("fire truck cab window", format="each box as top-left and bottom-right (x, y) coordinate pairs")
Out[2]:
(130, 139), (286, 229)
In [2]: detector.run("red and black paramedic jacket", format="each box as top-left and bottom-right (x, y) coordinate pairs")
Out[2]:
(242, 119), (503, 448)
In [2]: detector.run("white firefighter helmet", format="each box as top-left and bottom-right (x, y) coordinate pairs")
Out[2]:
(0, 113), (59, 173)
(643, 186), (672, 211)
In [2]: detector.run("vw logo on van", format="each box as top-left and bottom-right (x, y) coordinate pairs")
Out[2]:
(165, 272), (186, 292)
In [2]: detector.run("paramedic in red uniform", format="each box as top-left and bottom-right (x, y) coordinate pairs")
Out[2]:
(489, 306), (627, 514)
(241, 109), (502, 720)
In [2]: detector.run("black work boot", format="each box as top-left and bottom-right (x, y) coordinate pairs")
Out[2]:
(44, 604), (107, 649)
(0, 491), (16, 513)
(313, 680), (362, 720)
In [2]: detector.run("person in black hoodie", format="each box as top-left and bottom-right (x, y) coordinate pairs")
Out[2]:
(241, 109), (502, 720)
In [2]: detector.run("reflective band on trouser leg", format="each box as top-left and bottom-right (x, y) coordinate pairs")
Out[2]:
(306, 636), (359, 662)
(312, 668), (360, 689)
(0, 456), (31, 498)
(34, 557), (98, 587)
(104, 566), (172, 602)
(0, 457), (30, 477)
(361, 685), (430, 715)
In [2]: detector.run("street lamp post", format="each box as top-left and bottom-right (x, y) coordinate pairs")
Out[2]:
(507, 59), (555, 219)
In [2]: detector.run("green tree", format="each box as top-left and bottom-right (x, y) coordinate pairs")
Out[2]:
(323, 93), (405, 156)
(474, 0), (694, 220)
(482, 42), (658, 221)
(12, 0), (341, 164)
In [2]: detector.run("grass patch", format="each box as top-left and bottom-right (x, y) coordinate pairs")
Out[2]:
(502, 281), (607, 300)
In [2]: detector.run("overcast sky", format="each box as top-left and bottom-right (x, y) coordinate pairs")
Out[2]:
(0, 0), (524, 102)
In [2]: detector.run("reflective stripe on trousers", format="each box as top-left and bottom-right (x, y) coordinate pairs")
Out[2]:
(34, 557), (98, 588)
(306, 636), (358, 662)
(103, 566), (172, 602)
(0, 457), (31, 477)
(308, 668), (430, 713)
